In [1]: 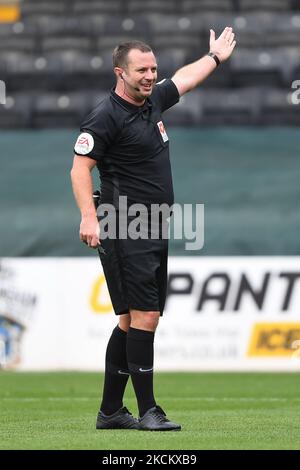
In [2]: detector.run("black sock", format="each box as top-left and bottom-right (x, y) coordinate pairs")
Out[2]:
(127, 327), (156, 417)
(100, 325), (130, 416)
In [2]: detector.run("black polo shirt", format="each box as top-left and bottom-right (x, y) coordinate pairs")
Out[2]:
(74, 78), (179, 208)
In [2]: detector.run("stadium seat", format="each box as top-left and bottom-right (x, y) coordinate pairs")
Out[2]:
(200, 61), (232, 88)
(237, 0), (292, 11)
(228, 12), (300, 48)
(102, 15), (152, 36)
(127, 0), (179, 14)
(264, 13), (300, 47)
(164, 90), (203, 126)
(199, 12), (237, 44)
(0, 92), (33, 128)
(0, 36), (36, 52)
(95, 34), (148, 50)
(41, 36), (93, 53)
(147, 13), (205, 34)
(25, 15), (96, 37)
(261, 88), (300, 125)
(151, 34), (202, 51)
(287, 47), (300, 81)
(201, 87), (261, 125)
(231, 13), (273, 48)
(181, 0), (233, 13)
(32, 92), (92, 128)
(73, 0), (124, 14)
(0, 20), (37, 37)
(43, 50), (114, 90)
(0, 51), (66, 91)
(291, 0), (300, 10)
(20, 1), (66, 17)
(231, 48), (293, 88)
(155, 48), (187, 78)
(0, 51), (29, 75)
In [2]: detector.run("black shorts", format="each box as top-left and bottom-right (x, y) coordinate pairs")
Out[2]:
(98, 233), (168, 316)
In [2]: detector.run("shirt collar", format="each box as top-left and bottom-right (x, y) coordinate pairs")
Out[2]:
(110, 88), (152, 113)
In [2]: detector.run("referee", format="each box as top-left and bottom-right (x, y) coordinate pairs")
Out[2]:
(71, 30), (236, 431)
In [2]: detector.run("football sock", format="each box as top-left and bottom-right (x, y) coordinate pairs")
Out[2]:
(100, 325), (130, 416)
(127, 327), (156, 417)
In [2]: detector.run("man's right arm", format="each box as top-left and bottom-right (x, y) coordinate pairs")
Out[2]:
(70, 155), (100, 248)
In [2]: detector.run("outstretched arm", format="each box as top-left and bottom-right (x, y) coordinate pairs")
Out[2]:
(171, 27), (236, 96)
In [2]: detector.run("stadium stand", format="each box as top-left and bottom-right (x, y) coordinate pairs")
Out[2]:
(0, 91), (32, 127)
(127, 0), (180, 14)
(0, 0), (299, 127)
(199, 87), (262, 125)
(236, 0), (292, 12)
(73, 0), (125, 15)
(164, 89), (203, 125)
(261, 88), (300, 125)
(31, 91), (91, 128)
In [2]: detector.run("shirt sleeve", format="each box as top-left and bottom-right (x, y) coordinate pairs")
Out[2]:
(153, 78), (180, 112)
(73, 105), (118, 162)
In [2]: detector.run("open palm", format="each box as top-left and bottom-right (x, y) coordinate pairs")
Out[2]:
(209, 27), (236, 63)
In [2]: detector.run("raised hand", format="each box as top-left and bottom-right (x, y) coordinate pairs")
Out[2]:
(209, 27), (236, 63)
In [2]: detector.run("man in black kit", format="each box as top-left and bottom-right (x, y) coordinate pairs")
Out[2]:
(71, 29), (236, 431)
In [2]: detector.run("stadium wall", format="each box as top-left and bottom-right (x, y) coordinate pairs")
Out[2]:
(1, 128), (300, 256)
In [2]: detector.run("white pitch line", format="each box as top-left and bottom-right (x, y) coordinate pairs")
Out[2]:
(0, 397), (296, 402)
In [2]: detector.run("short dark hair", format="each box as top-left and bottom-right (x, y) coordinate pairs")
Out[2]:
(113, 40), (152, 69)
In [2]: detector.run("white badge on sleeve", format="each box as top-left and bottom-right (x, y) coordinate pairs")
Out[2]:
(74, 132), (94, 155)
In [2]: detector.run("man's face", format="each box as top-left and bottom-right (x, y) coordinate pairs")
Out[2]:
(122, 49), (158, 100)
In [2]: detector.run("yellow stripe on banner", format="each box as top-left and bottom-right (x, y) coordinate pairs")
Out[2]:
(248, 323), (300, 357)
(0, 5), (20, 22)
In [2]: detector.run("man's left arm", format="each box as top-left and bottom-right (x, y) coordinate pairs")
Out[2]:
(172, 27), (236, 96)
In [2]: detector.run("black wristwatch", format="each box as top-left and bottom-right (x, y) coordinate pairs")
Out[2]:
(207, 52), (221, 67)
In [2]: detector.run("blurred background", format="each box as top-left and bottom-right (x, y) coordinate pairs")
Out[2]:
(0, 0), (300, 371)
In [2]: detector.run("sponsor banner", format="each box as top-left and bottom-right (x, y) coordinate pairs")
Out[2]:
(0, 257), (300, 371)
(248, 323), (300, 357)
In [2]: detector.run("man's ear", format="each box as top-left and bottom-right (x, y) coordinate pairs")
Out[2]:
(114, 67), (123, 79)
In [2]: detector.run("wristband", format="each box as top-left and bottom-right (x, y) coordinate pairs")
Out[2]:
(207, 52), (220, 67)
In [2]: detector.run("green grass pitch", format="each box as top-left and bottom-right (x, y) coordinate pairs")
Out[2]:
(1, 372), (300, 450)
